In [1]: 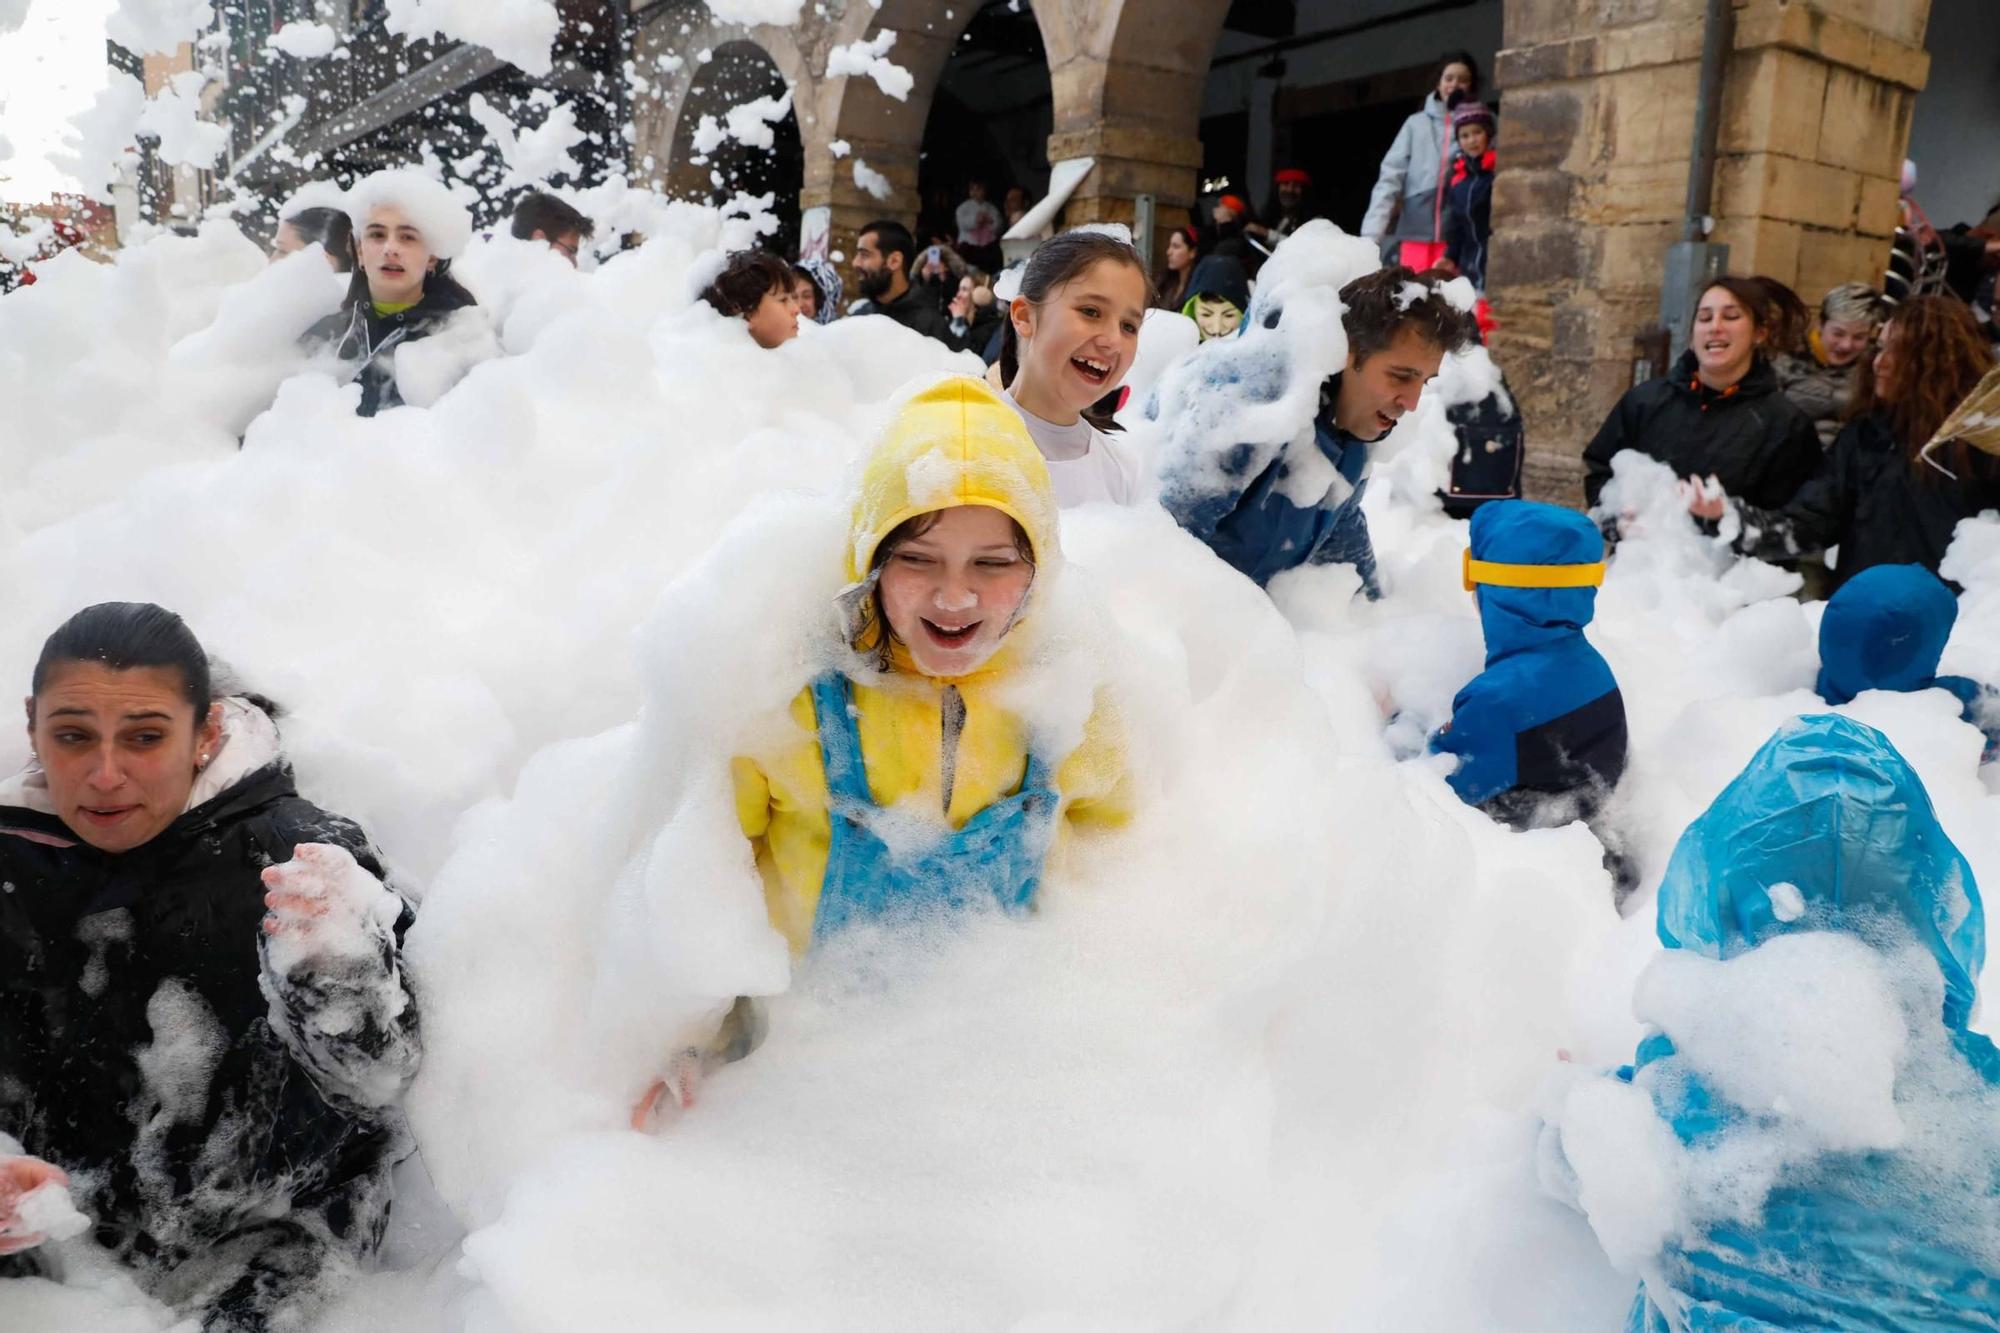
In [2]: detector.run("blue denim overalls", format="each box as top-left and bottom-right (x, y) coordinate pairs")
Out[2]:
(808, 671), (1060, 944)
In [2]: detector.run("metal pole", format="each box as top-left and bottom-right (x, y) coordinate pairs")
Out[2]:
(1683, 0), (1734, 242)
(1659, 0), (1734, 358)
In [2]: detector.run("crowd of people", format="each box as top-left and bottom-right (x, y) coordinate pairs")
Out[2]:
(4, 76), (2000, 1330)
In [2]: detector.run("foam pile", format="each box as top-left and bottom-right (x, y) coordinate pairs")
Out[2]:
(0, 211), (1994, 1332)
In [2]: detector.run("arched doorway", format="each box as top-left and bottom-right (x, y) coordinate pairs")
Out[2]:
(915, 0), (1052, 263)
(1199, 0), (1503, 243)
(666, 40), (805, 254)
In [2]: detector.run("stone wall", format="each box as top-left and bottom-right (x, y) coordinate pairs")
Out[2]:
(1487, 0), (1932, 506)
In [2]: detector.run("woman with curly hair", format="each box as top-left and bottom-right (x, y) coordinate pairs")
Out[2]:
(1691, 295), (2000, 589)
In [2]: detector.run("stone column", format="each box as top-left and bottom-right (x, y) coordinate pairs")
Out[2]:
(1038, 0), (1231, 259)
(1486, 0), (1932, 507)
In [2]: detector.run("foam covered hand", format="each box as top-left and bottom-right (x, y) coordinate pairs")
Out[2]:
(0, 1156), (73, 1255)
(262, 841), (402, 971)
(1683, 474), (1729, 522)
(630, 1049), (705, 1132)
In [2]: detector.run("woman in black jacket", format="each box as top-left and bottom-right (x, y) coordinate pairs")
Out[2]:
(0, 604), (419, 1331)
(1583, 276), (1821, 510)
(1691, 296), (2000, 589)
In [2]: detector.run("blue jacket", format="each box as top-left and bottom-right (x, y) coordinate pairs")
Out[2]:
(1161, 373), (1380, 594)
(1625, 715), (1999, 1331)
(1430, 501), (1626, 826)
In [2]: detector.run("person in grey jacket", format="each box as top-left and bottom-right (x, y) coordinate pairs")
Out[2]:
(1361, 52), (1479, 267)
(1776, 282), (1888, 447)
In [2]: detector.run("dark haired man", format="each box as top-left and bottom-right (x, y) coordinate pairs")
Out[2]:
(509, 190), (594, 267)
(852, 219), (957, 347)
(1161, 265), (1480, 595)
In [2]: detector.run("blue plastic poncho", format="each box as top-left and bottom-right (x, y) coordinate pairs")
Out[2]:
(1626, 714), (2000, 1331)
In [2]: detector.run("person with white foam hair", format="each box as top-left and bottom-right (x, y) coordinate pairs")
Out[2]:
(303, 168), (489, 417)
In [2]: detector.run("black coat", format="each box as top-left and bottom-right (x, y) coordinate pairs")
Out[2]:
(304, 278), (478, 418)
(1442, 156), (1493, 290)
(1734, 411), (2000, 590)
(855, 282), (959, 349)
(0, 761), (418, 1329)
(1582, 351), (1821, 509)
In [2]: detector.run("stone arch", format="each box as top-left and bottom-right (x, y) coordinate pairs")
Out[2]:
(798, 0), (985, 257)
(653, 40), (806, 250)
(629, 17), (808, 201)
(1032, 0), (1234, 256)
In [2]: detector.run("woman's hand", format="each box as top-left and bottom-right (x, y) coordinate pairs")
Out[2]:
(948, 291), (971, 321)
(261, 842), (399, 964)
(0, 1156), (70, 1256)
(1683, 474), (1729, 522)
(630, 1050), (705, 1131)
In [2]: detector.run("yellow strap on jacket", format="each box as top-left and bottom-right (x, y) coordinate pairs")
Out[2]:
(1462, 548), (1606, 592)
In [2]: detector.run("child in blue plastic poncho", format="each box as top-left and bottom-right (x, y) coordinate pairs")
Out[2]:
(1815, 562), (1999, 761)
(1598, 715), (2000, 1331)
(1431, 501), (1628, 830)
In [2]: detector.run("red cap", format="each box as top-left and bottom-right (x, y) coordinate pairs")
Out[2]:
(1274, 168), (1311, 186)
(1218, 194), (1248, 216)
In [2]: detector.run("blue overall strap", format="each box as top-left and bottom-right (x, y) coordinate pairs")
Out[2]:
(809, 672), (872, 809)
(1018, 749), (1056, 801)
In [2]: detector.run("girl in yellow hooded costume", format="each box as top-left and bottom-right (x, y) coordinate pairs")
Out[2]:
(732, 375), (1132, 955)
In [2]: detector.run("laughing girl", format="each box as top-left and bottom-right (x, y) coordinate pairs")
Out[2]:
(735, 374), (1133, 953)
(996, 230), (1153, 507)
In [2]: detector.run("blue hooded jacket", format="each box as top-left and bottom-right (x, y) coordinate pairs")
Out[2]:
(1430, 501), (1626, 825)
(1161, 374), (1380, 595)
(1816, 564), (1996, 759)
(1623, 715), (2000, 1331)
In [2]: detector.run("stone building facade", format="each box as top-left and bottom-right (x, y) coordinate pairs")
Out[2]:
(1492, 0), (1933, 501)
(630, 0), (1940, 506)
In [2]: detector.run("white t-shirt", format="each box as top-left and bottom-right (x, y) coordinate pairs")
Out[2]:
(1003, 386), (1146, 508)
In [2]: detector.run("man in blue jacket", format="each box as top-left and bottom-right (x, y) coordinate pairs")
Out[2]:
(1160, 264), (1479, 596)
(1431, 500), (1627, 829)
(1815, 563), (1997, 759)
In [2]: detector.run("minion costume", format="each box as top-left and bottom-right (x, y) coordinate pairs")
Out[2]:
(1431, 500), (1627, 828)
(732, 377), (1132, 955)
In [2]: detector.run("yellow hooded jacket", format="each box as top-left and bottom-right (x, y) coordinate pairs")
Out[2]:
(732, 376), (1133, 954)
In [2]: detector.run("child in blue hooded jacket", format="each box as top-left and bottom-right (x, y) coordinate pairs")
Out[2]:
(1431, 500), (1629, 830)
(1815, 562), (1998, 760)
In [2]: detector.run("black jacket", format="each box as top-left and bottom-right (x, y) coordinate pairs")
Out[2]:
(1442, 155), (1493, 290)
(0, 760), (418, 1328)
(304, 278), (479, 418)
(1582, 350), (1821, 509)
(855, 282), (959, 349)
(1731, 411), (2000, 591)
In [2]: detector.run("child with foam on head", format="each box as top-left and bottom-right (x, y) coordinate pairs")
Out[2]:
(1430, 500), (1629, 831)
(996, 228), (1153, 507)
(303, 168), (491, 417)
(634, 376), (1133, 1122)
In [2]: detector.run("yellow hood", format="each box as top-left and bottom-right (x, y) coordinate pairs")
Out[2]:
(846, 375), (1062, 583)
